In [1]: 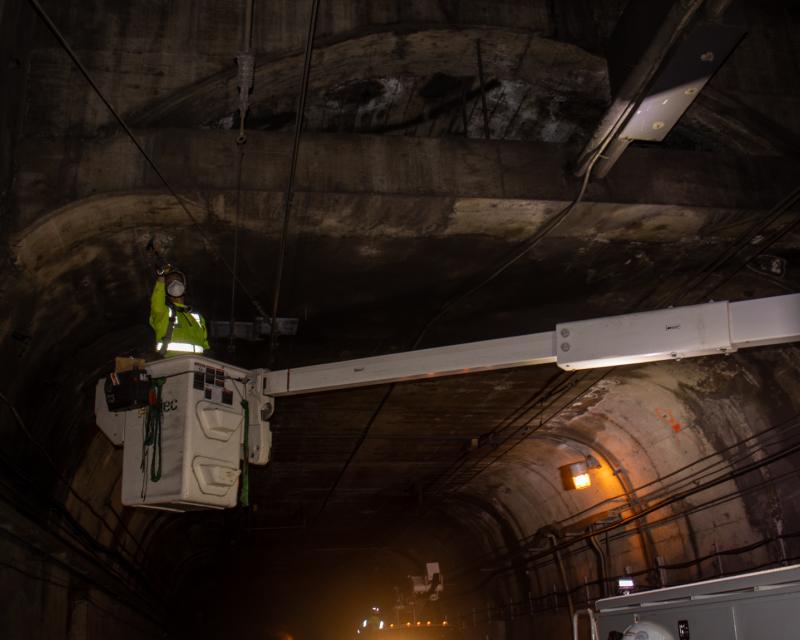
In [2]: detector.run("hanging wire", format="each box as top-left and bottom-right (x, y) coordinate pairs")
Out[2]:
(268, 0), (322, 362)
(422, 179), (800, 498)
(311, 151), (606, 523)
(26, 0), (269, 319)
(228, 148), (245, 353)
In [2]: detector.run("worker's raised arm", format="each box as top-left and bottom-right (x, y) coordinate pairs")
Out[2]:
(149, 278), (169, 339)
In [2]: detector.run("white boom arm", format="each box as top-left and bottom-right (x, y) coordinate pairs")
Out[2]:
(262, 294), (800, 397)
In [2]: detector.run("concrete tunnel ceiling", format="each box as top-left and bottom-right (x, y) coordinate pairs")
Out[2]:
(1, 0), (800, 638)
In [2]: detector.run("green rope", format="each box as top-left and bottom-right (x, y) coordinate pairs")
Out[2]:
(141, 378), (164, 498)
(240, 399), (250, 507)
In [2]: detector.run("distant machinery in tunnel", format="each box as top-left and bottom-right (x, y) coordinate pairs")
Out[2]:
(409, 562), (444, 602)
(594, 564), (800, 640)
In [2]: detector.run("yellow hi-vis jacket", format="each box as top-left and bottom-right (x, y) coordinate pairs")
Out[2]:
(149, 280), (210, 356)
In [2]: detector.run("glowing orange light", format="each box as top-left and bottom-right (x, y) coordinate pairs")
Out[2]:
(442, 621), (448, 626)
(416, 622), (421, 626)
(572, 472), (591, 489)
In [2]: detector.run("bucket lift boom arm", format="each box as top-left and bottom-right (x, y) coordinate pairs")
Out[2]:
(260, 293), (800, 397)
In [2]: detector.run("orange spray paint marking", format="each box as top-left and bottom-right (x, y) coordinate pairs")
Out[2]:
(656, 407), (682, 433)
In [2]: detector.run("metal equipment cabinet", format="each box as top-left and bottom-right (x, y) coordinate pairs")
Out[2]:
(596, 565), (800, 639)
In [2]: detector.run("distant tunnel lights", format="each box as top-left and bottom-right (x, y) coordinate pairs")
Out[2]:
(618, 577), (635, 595)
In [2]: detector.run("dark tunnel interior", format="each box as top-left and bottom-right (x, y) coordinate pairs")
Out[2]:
(2, 1), (800, 639)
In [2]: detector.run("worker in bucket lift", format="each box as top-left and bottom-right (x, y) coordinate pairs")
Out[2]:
(149, 265), (210, 357)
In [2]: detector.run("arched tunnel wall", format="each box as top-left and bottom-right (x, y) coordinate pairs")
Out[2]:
(2, 1), (800, 639)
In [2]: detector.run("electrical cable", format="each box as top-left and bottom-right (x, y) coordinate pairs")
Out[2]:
(438, 369), (611, 494)
(0, 391), (146, 564)
(311, 382), (396, 524)
(0, 487), (163, 620)
(228, 147), (245, 353)
(268, 0), (322, 362)
(312, 140), (608, 518)
(0, 462), (162, 597)
(443, 409), (800, 578)
(0, 389), (181, 605)
(442, 416), (800, 585)
(25, 0), (270, 319)
(701, 187), (800, 299)
(426, 370), (589, 495)
(411, 157), (599, 351)
(551, 413), (800, 529)
(421, 368), (570, 493)
(427, 181), (800, 500)
(470, 462), (800, 597)
(665, 185), (800, 305)
(0, 560), (161, 636)
(471, 417), (800, 585)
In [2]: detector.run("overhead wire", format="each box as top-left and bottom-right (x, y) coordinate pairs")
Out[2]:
(0, 511), (163, 626)
(551, 411), (800, 528)
(478, 460), (800, 594)
(268, 0), (322, 362)
(421, 368), (570, 493)
(404, 171), (800, 589)
(311, 162), (602, 522)
(227, 0), (257, 351)
(228, 147), (245, 352)
(26, 0), (269, 319)
(311, 99), (623, 518)
(426, 181), (800, 498)
(468, 416), (800, 586)
(0, 481), (163, 619)
(438, 410), (800, 583)
(701, 186), (800, 298)
(668, 185), (800, 305)
(425, 368), (586, 494)
(436, 369), (612, 495)
(0, 394), (175, 611)
(0, 561), (163, 635)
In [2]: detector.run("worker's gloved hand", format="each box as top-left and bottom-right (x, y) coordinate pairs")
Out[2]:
(156, 263), (173, 277)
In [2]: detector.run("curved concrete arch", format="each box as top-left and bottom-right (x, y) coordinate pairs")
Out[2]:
(127, 27), (608, 129)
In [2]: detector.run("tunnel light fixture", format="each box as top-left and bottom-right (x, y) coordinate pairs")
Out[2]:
(564, 455), (601, 491)
(618, 576), (635, 595)
(571, 464), (592, 490)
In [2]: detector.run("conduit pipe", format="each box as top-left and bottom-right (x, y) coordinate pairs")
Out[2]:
(546, 532), (575, 623)
(572, 609), (599, 640)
